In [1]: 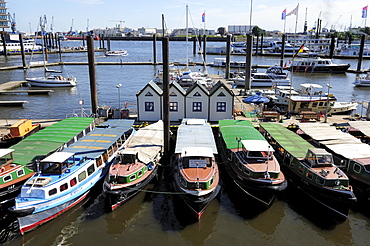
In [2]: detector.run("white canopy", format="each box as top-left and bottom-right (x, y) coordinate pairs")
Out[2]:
(181, 147), (214, 158)
(241, 140), (274, 152)
(349, 121), (370, 137)
(0, 149), (14, 157)
(41, 152), (75, 163)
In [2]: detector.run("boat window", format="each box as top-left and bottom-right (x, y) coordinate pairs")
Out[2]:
(306, 171), (313, 180)
(353, 163), (361, 173)
(42, 162), (62, 175)
(87, 164), (95, 176)
(70, 177), (77, 187)
(318, 102), (324, 107)
(243, 167), (250, 175)
(298, 164), (304, 174)
(316, 176), (324, 185)
(247, 151), (264, 158)
(312, 102), (318, 108)
(300, 102), (309, 108)
(3, 174), (12, 182)
(117, 176), (127, 184)
(17, 168), (25, 177)
(138, 170), (143, 177)
(129, 174), (136, 181)
(96, 156), (103, 167)
(78, 170), (87, 182)
(60, 183), (68, 192)
(315, 155), (333, 166)
(121, 154), (136, 164)
(49, 188), (57, 196)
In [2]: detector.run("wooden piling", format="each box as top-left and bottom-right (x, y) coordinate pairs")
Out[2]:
(1, 33), (7, 57)
(244, 35), (252, 91)
(225, 34), (231, 79)
(153, 34), (157, 65)
(87, 36), (98, 115)
(162, 37), (170, 165)
(203, 35), (207, 63)
(280, 34), (286, 68)
(19, 34), (26, 68)
(357, 34), (365, 72)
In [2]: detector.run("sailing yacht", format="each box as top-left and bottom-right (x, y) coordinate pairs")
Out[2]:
(25, 17), (77, 87)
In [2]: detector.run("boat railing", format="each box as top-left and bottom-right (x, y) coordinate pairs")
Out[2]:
(66, 108), (94, 118)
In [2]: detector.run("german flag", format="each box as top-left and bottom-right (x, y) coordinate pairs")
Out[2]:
(293, 44), (305, 59)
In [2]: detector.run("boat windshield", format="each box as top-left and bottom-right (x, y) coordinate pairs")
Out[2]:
(120, 154), (137, 164)
(183, 157), (211, 168)
(315, 155), (333, 166)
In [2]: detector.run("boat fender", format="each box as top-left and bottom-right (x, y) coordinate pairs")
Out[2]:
(148, 162), (154, 170)
(0, 167), (4, 172)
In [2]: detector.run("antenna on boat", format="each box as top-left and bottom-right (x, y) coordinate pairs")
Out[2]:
(186, 4), (189, 70)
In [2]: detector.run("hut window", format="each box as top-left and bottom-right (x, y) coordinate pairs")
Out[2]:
(193, 102), (202, 112)
(49, 188), (57, 196)
(217, 102), (226, 112)
(145, 102), (154, 111)
(170, 102), (178, 112)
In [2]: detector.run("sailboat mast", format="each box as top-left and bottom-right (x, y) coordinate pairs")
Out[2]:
(186, 4), (189, 70)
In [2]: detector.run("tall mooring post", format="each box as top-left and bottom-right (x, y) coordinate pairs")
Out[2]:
(162, 37), (170, 165)
(225, 34), (231, 79)
(244, 34), (252, 92)
(87, 35), (98, 115)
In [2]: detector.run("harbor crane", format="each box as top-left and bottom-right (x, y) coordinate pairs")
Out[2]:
(330, 15), (342, 32)
(109, 20), (125, 28)
(7, 13), (16, 33)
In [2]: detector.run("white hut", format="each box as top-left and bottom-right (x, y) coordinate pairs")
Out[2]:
(208, 81), (235, 122)
(136, 81), (163, 122)
(185, 81), (210, 120)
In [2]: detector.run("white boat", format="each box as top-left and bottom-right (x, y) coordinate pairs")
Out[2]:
(0, 38), (43, 54)
(176, 70), (216, 89)
(26, 73), (77, 87)
(289, 56), (350, 73)
(273, 83), (358, 114)
(212, 58), (246, 68)
(9, 119), (135, 234)
(104, 49), (128, 56)
(25, 18), (77, 87)
(233, 72), (290, 87)
(354, 74), (370, 87)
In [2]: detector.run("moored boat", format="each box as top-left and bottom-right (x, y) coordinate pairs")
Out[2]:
(0, 149), (34, 209)
(26, 74), (77, 87)
(9, 119), (135, 234)
(289, 56), (350, 73)
(218, 120), (287, 207)
(298, 122), (370, 206)
(103, 120), (164, 211)
(172, 119), (220, 220)
(259, 123), (356, 219)
(0, 119), (41, 148)
(354, 73), (370, 87)
(233, 72), (290, 87)
(104, 49), (128, 56)
(0, 117), (94, 208)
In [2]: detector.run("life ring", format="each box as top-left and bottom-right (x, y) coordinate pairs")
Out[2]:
(121, 110), (129, 119)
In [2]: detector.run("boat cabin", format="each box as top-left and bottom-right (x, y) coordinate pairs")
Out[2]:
(304, 148), (334, 168)
(38, 152), (82, 175)
(118, 149), (138, 164)
(180, 147), (214, 168)
(239, 139), (274, 160)
(0, 149), (14, 167)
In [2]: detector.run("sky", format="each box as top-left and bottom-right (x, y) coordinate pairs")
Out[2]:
(5, 0), (370, 34)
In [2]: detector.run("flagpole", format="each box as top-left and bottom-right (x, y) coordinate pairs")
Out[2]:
(293, 3), (299, 59)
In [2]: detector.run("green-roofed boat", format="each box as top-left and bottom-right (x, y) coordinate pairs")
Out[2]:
(218, 120), (287, 207)
(0, 117), (95, 209)
(259, 123), (356, 219)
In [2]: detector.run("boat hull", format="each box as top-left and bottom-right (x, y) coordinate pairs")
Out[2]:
(15, 191), (89, 234)
(290, 65), (350, 73)
(26, 78), (76, 87)
(104, 165), (158, 211)
(282, 166), (355, 219)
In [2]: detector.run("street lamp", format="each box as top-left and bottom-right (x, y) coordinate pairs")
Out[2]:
(324, 83), (332, 123)
(116, 84), (122, 109)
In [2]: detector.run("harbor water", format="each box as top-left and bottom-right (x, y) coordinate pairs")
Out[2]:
(1, 40), (370, 246)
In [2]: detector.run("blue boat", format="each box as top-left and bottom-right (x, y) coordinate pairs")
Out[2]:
(9, 119), (134, 234)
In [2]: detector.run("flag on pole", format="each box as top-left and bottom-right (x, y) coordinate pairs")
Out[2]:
(293, 44), (305, 59)
(362, 6), (368, 18)
(202, 12), (205, 22)
(286, 5), (298, 17)
(282, 9), (286, 20)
